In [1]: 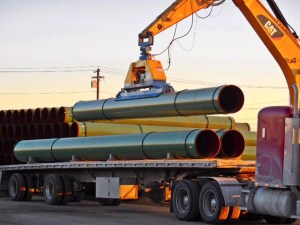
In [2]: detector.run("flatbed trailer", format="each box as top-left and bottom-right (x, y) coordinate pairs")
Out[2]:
(0, 159), (256, 222)
(0, 158), (256, 192)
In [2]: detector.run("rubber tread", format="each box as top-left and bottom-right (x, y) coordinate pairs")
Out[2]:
(8, 173), (26, 201)
(43, 174), (63, 205)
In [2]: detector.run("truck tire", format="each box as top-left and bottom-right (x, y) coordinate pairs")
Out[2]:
(98, 198), (121, 206)
(171, 180), (200, 221)
(264, 215), (297, 224)
(23, 174), (34, 201)
(44, 174), (63, 205)
(60, 175), (73, 205)
(199, 181), (229, 224)
(8, 173), (26, 201)
(240, 211), (262, 221)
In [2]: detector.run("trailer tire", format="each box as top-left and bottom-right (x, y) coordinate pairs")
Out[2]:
(98, 198), (120, 206)
(60, 175), (73, 205)
(199, 181), (229, 224)
(195, 180), (207, 190)
(44, 174), (63, 205)
(72, 192), (84, 202)
(8, 173), (26, 201)
(172, 180), (200, 221)
(264, 215), (297, 224)
(23, 174), (34, 201)
(112, 199), (121, 206)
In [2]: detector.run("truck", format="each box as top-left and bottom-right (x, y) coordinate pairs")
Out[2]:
(0, 0), (300, 224)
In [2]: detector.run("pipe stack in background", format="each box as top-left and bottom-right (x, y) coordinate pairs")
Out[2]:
(0, 107), (73, 165)
(2, 85), (258, 165)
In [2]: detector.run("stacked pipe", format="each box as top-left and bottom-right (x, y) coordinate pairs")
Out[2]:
(14, 85), (258, 163)
(240, 131), (257, 160)
(0, 106), (73, 165)
(86, 116), (256, 160)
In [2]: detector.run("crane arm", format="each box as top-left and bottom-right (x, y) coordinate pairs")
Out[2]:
(121, 0), (300, 105)
(138, 0), (221, 60)
(233, 0), (300, 106)
(136, 0), (300, 106)
(139, 0), (216, 41)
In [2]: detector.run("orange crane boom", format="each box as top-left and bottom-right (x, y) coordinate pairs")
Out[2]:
(125, 0), (300, 106)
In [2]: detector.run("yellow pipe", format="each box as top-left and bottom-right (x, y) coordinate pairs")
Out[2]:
(97, 115), (236, 130)
(235, 122), (251, 131)
(239, 131), (257, 146)
(240, 146), (256, 160)
(58, 107), (73, 123)
(71, 122), (142, 137)
(71, 122), (191, 137)
(96, 115), (251, 132)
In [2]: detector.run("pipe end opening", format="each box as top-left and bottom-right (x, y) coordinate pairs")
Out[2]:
(221, 130), (245, 158)
(219, 85), (244, 113)
(196, 130), (220, 158)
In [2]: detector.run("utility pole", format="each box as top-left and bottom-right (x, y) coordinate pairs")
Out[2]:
(91, 67), (104, 100)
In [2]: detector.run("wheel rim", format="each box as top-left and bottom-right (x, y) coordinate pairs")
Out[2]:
(176, 188), (190, 214)
(203, 190), (217, 216)
(45, 181), (54, 200)
(9, 179), (17, 197)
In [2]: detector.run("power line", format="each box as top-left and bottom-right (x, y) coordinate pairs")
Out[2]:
(0, 66), (97, 69)
(0, 66), (287, 89)
(168, 77), (287, 89)
(0, 91), (116, 95)
(0, 65), (127, 74)
(0, 69), (93, 73)
(246, 99), (288, 105)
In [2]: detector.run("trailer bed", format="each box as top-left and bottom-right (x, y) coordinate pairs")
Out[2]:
(0, 159), (255, 171)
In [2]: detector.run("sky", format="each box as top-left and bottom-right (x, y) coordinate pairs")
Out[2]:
(0, 0), (299, 130)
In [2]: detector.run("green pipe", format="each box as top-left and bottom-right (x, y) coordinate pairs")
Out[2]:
(72, 85), (244, 121)
(14, 139), (58, 163)
(70, 122), (245, 158)
(14, 129), (220, 162)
